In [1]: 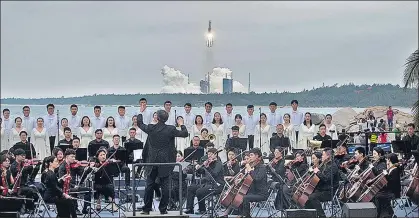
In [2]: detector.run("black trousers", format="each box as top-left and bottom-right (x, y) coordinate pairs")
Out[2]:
(282, 183), (293, 209)
(69, 187), (91, 213)
(143, 168), (170, 212)
(305, 190), (332, 218)
(19, 186), (38, 210)
(0, 196), (23, 212)
(248, 135), (254, 149)
(94, 184), (115, 200)
(274, 183), (286, 210)
(55, 198), (75, 218)
(49, 136), (56, 154)
(295, 131), (299, 143)
(186, 184), (221, 212)
(374, 192), (394, 218)
(239, 193), (267, 217)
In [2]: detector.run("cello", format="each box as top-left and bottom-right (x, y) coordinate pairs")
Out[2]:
(346, 158), (377, 201)
(357, 164), (397, 202)
(404, 163), (419, 205)
(292, 159), (325, 207)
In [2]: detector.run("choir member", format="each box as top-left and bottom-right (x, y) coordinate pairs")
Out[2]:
(211, 112), (226, 161)
(115, 106), (130, 143)
(130, 115), (144, 141)
(222, 103), (235, 138)
(254, 113), (272, 156)
(58, 118), (69, 141)
(68, 104), (81, 137)
(290, 100), (304, 142)
(151, 112), (158, 124)
(234, 114), (247, 138)
(21, 106), (36, 143)
(9, 117), (26, 147)
(164, 101), (176, 126)
(102, 116), (118, 146)
(267, 102), (282, 135)
(43, 104), (58, 153)
(78, 116), (94, 148)
(1, 109), (13, 149)
(31, 117), (50, 159)
(298, 112), (317, 150)
(0, 118), (7, 151)
(324, 114), (338, 140)
(282, 113), (296, 150)
(138, 98), (153, 124)
(182, 103), (195, 139)
(92, 106), (106, 130)
(203, 102), (214, 130)
(243, 105), (259, 150)
(175, 116), (188, 152)
(192, 115), (205, 139)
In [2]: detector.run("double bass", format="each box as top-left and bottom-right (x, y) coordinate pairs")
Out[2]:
(405, 163), (419, 205)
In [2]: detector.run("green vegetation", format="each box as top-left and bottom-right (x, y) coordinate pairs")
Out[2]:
(403, 49), (419, 126)
(1, 84), (415, 107)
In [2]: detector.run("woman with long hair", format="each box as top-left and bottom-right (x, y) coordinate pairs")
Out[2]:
(254, 113), (272, 156)
(282, 113), (296, 150)
(31, 118), (50, 159)
(78, 116), (94, 148)
(297, 112), (317, 150)
(102, 116), (118, 146)
(9, 117), (26, 147)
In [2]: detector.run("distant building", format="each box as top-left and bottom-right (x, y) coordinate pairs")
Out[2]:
(200, 80), (209, 94)
(223, 78), (233, 94)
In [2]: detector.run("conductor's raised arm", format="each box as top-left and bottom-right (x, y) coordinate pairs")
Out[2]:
(137, 114), (150, 134)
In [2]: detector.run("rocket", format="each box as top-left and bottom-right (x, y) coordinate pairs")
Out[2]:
(206, 20), (213, 48)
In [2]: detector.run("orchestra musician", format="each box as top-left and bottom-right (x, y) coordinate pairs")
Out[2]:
(71, 136), (81, 149)
(41, 155), (74, 218)
(282, 150), (309, 209)
(168, 150), (187, 211)
(334, 145), (350, 168)
(185, 148), (224, 214)
(10, 149), (39, 212)
(225, 126), (243, 155)
(107, 135), (131, 189)
(313, 124), (333, 142)
(58, 149), (94, 215)
(0, 154), (23, 213)
(402, 123), (419, 155)
(87, 129), (110, 157)
(221, 148), (268, 218)
(268, 147), (286, 210)
(345, 147), (370, 174)
(10, 130), (36, 162)
(311, 152), (322, 168)
(223, 149), (240, 177)
(58, 127), (73, 146)
(269, 124), (291, 154)
(305, 148), (340, 218)
(50, 147), (64, 174)
(125, 128), (143, 177)
(93, 148), (118, 212)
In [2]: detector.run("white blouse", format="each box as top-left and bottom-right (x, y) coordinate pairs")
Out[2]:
(102, 127), (118, 146)
(78, 126), (94, 148)
(298, 123), (317, 150)
(325, 123), (339, 140)
(9, 127), (26, 147)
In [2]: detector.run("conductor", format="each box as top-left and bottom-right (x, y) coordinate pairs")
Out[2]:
(137, 110), (189, 215)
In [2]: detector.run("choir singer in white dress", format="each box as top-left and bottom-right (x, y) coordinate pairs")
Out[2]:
(102, 116), (118, 146)
(0, 118), (7, 150)
(78, 116), (94, 148)
(31, 118), (50, 159)
(58, 118), (69, 141)
(234, 114), (247, 138)
(324, 114), (338, 140)
(254, 113), (272, 156)
(192, 115), (206, 140)
(9, 117), (26, 147)
(211, 112), (226, 162)
(130, 115), (143, 141)
(175, 116), (188, 152)
(297, 112), (317, 150)
(282, 113), (296, 150)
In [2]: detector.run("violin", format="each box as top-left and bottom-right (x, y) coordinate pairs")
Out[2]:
(203, 157), (215, 168)
(341, 156), (358, 169)
(227, 159), (236, 168)
(70, 161), (90, 169)
(23, 159), (41, 167)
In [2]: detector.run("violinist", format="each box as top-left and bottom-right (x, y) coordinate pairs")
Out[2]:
(46, 147), (64, 174)
(107, 135), (131, 189)
(58, 149), (93, 215)
(334, 145), (350, 168)
(289, 151), (309, 180)
(93, 148), (118, 212)
(185, 148), (224, 214)
(10, 149), (39, 212)
(313, 124), (332, 142)
(311, 152), (322, 168)
(168, 150), (188, 211)
(268, 147), (286, 210)
(223, 149), (240, 177)
(239, 152), (250, 168)
(41, 155), (74, 217)
(305, 148), (340, 218)
(0, 154), (23, 213)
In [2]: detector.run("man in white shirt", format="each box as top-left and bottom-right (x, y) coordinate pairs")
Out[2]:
(164, 100), (176, 126)
(21, 106), (36, 143)
(115, 106), (130, 143)
(43, 103), (58, 153)
(222, 103), (235, 138)
(91, 106), (106, 130)
(68, 104), (81, 137)
(267, 102), (282, 136)
(182, 103), (195, 135)
(2, 108), (13, 148)
(203, 102), (214, 130)
(138, 98), (153, 125)
(243, 105), (259, 149)
(290, 100), (304, 142)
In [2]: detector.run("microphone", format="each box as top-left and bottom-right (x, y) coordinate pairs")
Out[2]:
(329, 130), (336, 133)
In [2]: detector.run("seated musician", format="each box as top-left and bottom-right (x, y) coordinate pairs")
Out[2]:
(71, 137), (81, 149)
(93, 148), (118, 212)
(270, 124), (291, 154)
(305, 148), (340, 218)
(46, 147), (64, 174)
(224, 149), (240, 178)
(107, 135), (131, 189)
(125, 128), (143, 177)
(221, 148), (268, 218)
(168, 150), (188, 211)
(58, 149), (94, 215)
(88, 129), (110, 157)
(41, 155), (74, 218)
(185, 148), (224, 214)
(225, 126), (245, 155)
(343, 147), (370, 175)
(282, 150), (309, 209)
(267, 147), (286, 210)
(10, 131), (36, 164)
(200, 142), (216, 163)
(402, 123), (419, 153)
(313, 124), (333, 142)
(58, 127), (73, 146)
(334, 145), (350, 167)
(184, 136), (205, 172)
(311, 152), (322, 168)
(0, 155), (23, 213)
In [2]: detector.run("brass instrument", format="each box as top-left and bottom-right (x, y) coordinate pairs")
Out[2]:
(209, 134), (216, 143)
(308, 140), (322, 150)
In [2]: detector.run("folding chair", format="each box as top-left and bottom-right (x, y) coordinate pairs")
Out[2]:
(251, 181), (281, 218)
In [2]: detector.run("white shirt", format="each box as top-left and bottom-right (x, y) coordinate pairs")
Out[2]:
(22, 116), (36, 136)
(243, 114), (259, 135)
(68, 114), (81, 134)
(115, 115), (130, 137)
(137, 107), (153, 125)
(43, 114), (58, 136)
(222, 112), (235, 137)
(91, 116), (106, 130)
(291, 110), (304, 130)
(267, 111), (282, 133)
(182, 111), (195, 133)
(203, 112), (214, 129)
(165, 111), (176, 126)
(1, 117), (13, 139)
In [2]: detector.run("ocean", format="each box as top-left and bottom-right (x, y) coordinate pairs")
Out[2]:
(0, 104), (412, 119)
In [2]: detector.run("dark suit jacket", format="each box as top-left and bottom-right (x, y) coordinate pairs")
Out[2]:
(137, 114), (188, 177)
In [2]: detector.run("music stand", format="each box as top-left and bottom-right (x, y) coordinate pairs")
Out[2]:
(124, 142), (143, 164)
(321, 140), (340, 149)
(183, 148), (205, 162)
(76, 148), (88, 161)
(58, 144), (71, 153)
(88, 143), (108, 158)
(114, 148), (128, 165)
(199, 140), (210, 148)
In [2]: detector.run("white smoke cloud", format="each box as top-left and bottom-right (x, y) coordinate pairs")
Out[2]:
(160, 65), (201, 94)
(160, 65), (247, 94)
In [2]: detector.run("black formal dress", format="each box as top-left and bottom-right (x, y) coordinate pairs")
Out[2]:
(137, 114), (188, 213)
(282, 161), (309, 209)
(10, 161), (40, 210)
(0, 169), (23, 212)
(42, 169), (74, 217)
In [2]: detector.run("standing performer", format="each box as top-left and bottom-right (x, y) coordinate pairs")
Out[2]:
(136, 110), (189, 215)
(9, 117), (26, 147)
(31, 118), (50, 159)
(290, 100), (304, 143)
(243, 105), (259, 149)
(324, 114), (339, 140)
(282, 113), (296, 150)
(254, 113), (272, 156)
(298, 112), (317, 150)
(78, 116), (94, 148)
(43, 104), (58, 153)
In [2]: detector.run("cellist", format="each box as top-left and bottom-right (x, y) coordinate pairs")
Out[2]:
(221, 148), (268, 218)
(305, 148), (340, 218)
(268, 147), (286, 210)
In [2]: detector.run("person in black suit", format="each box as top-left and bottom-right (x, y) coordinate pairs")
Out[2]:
(137, 110), (189, 215)
(269, 124), (291, 154)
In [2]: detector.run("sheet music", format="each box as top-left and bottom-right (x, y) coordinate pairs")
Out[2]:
(133, 149), (143, 160)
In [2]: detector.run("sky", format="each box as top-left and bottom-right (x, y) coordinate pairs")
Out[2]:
(1, 1), (418, 98)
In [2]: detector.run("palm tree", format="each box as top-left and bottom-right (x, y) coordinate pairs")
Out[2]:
(403, 49), (419, 126)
